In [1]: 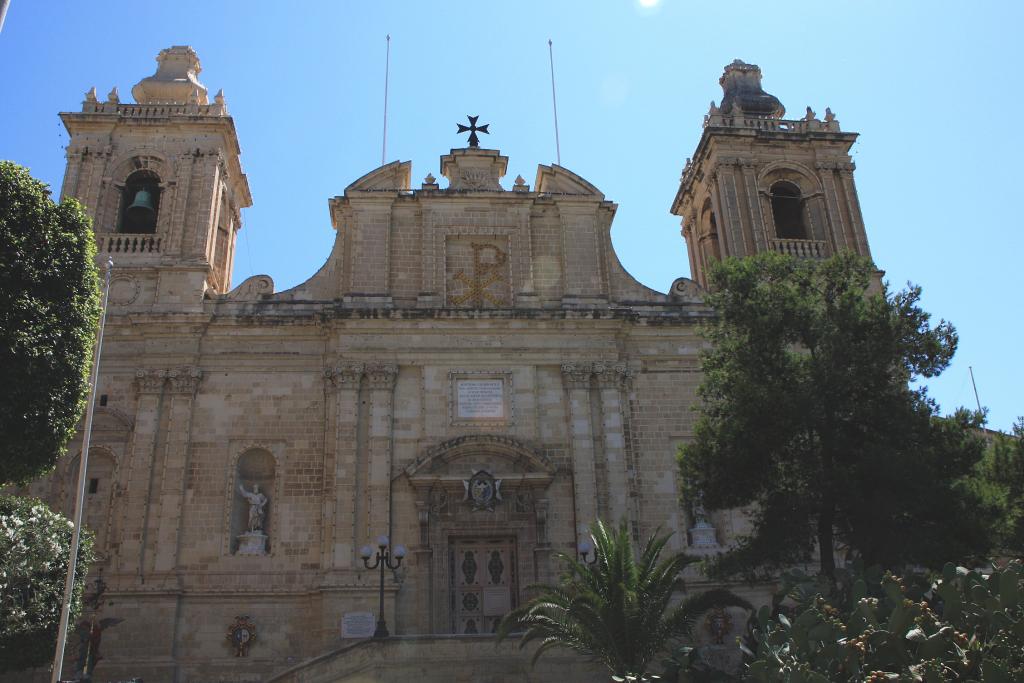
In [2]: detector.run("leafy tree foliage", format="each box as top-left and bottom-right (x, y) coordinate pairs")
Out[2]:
(0, 160), (100, 486)
(972, 419), (1024, 555)
(744, 561), (1024, 682)
(678, 253), (993, 579)
(0, 495), (94, 673)
(497, 520), (750, 680)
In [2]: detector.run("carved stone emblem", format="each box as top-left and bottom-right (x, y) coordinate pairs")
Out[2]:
(226, 616), (257, 657)
(449, 243), (508, 307)
(462, 469), (502, 511)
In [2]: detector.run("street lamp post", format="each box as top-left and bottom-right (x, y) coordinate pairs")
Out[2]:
(577, 537), (599, 566)
(360, 535), (406, 639)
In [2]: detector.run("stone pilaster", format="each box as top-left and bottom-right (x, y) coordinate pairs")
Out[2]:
(561, 362), (598, 529)
(817, 163), (851, 255)
(365, 363), (398, 545)
(324, 362), (363, 568)
(153, 366), (202, 572)
(740, 161), (767, 253)
(117, 369), (167, 577)
(839, 166), (871, 259)
(593, 362), (632, 525)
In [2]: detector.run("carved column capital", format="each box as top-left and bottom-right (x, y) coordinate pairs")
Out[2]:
(560, 362), (592, 389)
(325, 362), (364, 390)
(167, 366), (203, 394)
(593, 361), (633, 389)
(135, 369), (167, 394)
(365, 363), (398, 390)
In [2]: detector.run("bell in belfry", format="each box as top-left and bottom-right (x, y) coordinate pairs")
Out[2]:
(126, 189), (156, 221)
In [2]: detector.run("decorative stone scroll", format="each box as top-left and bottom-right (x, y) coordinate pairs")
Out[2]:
(668, 277), (706, 304)
(224, 274), (274, 300)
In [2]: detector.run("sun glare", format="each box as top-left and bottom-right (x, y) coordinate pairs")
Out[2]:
(637, 0), (661, 8)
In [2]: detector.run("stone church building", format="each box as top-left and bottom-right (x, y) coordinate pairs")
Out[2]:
(18, 47), (872, 682)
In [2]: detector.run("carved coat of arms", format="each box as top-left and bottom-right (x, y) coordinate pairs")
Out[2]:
(462, 469), (502, 511)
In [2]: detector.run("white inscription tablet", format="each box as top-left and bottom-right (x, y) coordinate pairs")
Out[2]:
(456, 379), (505, 419)
(340, 611), (376, 638)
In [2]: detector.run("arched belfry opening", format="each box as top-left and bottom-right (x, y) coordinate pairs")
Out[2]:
(119, 170), (161, 234)
(769, 181), (807, 240)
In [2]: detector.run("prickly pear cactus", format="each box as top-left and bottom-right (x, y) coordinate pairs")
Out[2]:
(744, 561), (1024, 682)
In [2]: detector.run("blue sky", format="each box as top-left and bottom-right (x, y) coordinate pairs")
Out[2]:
(2, 1), (1021, 431)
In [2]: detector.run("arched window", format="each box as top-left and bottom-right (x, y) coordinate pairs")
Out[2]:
(119, 170), (161, 234)
(769, 181), (806, 239)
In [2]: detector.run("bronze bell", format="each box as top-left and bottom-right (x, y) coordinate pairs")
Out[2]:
(125, 189), (155, 221)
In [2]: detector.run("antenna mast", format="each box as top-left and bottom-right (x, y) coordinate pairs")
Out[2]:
(382, 34), (391, 167)
(969, 365), (988, 434)
(548, 39), (562, 166)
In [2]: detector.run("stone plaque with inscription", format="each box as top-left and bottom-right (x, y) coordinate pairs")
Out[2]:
(456, 379), (505, 419)
(482, 586), (511, 616)
(340, 612), (376, 638)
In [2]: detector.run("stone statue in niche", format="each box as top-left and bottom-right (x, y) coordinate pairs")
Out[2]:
(236, 482), (269, 555)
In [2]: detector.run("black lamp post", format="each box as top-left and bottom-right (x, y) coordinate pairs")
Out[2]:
(360, 535), (406, 638)
(577, 537), (599, 566)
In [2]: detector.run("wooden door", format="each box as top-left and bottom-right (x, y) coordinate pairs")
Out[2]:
(450, 537), (516, 634)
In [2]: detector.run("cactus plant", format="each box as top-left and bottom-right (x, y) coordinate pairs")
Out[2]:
(744, 561), (1024, 682)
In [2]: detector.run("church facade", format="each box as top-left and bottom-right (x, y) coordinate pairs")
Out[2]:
(18, 47), (872, 682)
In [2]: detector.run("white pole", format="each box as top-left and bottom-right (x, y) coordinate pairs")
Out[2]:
(0, 1), (10, 34)
(547, 39), (562, 166)
(382, 34), (391, 167)
(969, 365), (987, 435)
(50, 258), (113, 683)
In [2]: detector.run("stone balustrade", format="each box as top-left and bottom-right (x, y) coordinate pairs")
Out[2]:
(769, 237), (827, 258)
(80, 102), (227, 117)
(100, 234), (162, 254)
(703, 112), (840, 134)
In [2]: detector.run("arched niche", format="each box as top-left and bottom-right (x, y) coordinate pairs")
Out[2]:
(229, 448), (276, 554)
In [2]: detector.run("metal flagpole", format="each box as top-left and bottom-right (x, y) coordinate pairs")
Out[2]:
(0, 0), (10, 34)
(547, 39), (562, 166)
(51, 257), (113, 683)
(382, 34), (391, 167)
(969, 366), (987, 435)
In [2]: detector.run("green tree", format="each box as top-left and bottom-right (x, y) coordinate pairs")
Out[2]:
(0, 495), (95, 673)
(0, 160), (100, 485)
(0, 161), (100, 672)
(678, 252), (993, 580)
(497, 520), (750, 681)
(973, 419), (1024, 555)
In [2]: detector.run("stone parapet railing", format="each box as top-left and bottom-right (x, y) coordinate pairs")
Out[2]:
(769, 237), (828, 259)
(99, 234), (162, 254)
(704, 112), (841, 134)
(79, 102), (227, 117)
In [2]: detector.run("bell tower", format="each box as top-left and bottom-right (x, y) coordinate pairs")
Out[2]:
(59, 46), (251, 309)
(671, 60), (872, 288)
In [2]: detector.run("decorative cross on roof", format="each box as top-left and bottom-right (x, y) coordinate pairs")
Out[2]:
(457, 115), (489, 148)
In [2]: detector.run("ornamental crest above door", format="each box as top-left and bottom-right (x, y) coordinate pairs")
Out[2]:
(463, 469), (502, 511)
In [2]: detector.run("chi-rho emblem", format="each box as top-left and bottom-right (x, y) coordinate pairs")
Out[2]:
(463, 470), (502, 511)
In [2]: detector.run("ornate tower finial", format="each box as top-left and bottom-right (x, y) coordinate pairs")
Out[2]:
(718, 60), (785, 119)
(131, 46), (208, 104)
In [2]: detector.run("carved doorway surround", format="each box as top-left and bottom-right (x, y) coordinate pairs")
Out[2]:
(450, 536), (516, 634)
(404, 434), (556, 633)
